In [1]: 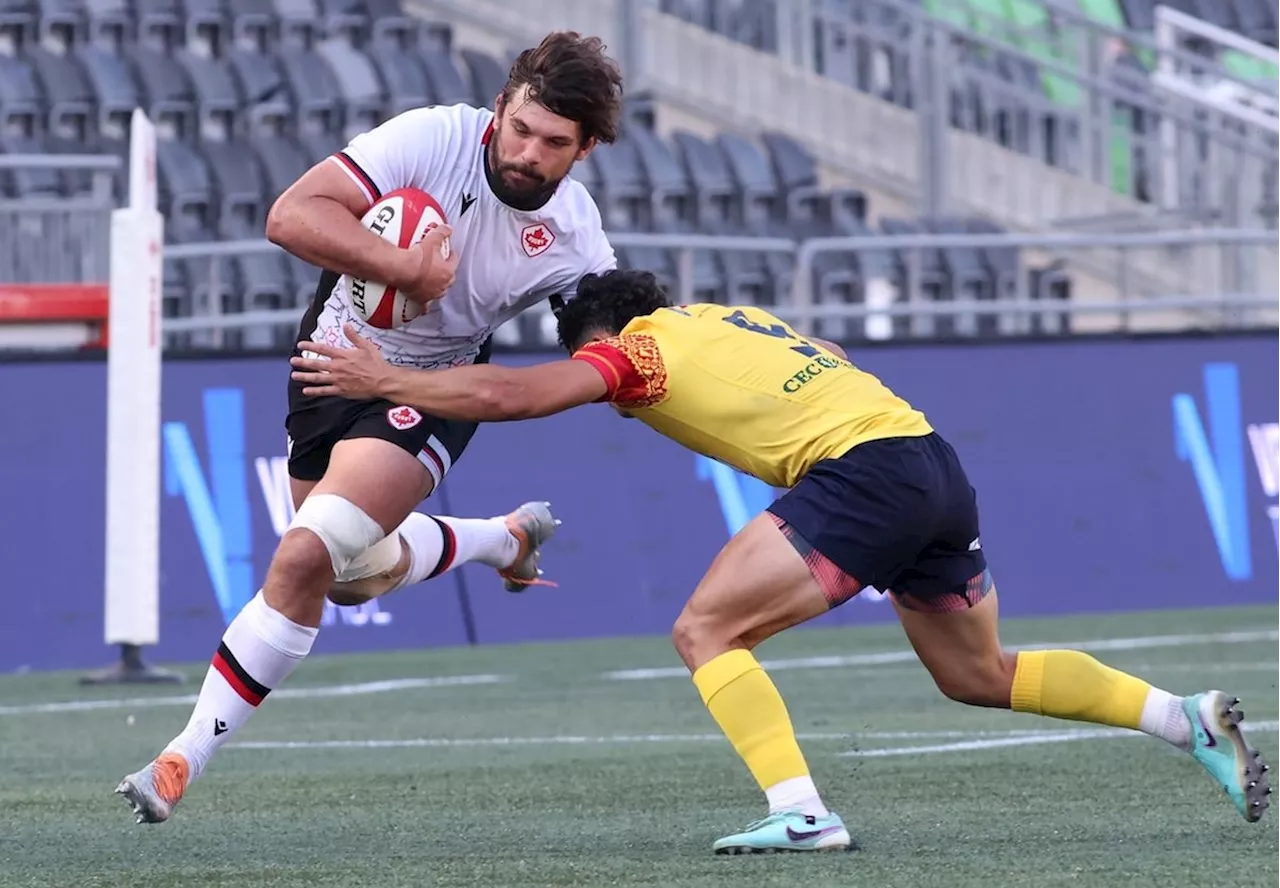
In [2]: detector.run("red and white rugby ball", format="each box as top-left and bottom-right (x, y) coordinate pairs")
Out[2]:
(346, 187), (451, 329)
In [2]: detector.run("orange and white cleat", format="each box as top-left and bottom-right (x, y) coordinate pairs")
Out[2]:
(115, 751), (190, 824)
(497, 501), (561, 592)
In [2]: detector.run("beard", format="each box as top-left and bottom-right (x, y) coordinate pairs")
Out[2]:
(486, 140), (563, 210)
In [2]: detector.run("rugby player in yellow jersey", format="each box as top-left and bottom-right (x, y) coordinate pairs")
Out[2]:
(290, 269), (1271, 853)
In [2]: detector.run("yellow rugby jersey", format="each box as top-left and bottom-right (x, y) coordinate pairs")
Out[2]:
(571, 303), (933, 488)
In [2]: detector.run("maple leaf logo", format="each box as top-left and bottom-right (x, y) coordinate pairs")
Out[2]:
(386, 406), (423, 430)
(521, 223), (555, 257)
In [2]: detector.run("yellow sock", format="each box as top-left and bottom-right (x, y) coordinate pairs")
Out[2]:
(692, 649), (810, 791)
(1011, 649), (1150, 728)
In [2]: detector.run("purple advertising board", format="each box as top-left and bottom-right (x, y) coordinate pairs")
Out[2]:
(1, 334), (1276, 673)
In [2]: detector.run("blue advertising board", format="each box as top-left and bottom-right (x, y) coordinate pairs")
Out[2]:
(1, 334), (1275, 672)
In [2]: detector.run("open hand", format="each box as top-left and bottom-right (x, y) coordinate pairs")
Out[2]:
(290, 325), (393, 399)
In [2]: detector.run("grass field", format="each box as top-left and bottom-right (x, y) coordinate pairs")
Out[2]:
(1, 604), (1276, 888)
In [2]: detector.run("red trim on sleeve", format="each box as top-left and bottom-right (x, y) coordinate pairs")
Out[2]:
(571, 335), (667, 408)
(330, 151), (381, 203)
(572, 342), (629, 402)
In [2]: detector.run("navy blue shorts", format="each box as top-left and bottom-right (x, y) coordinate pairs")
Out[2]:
(767, 432), (989, 610)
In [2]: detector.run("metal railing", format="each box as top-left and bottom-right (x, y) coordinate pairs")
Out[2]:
(444, 0), (1278, 228)
(155, 229), (1275, 347)
(786, 227), (1277, 338)
(0, 156), (120, 285)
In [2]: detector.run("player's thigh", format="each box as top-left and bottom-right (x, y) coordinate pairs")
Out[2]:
(891, 573), (1015, 707)
(290, 478), (318, 511)
(308, 437), (433, 533)
(673, 513), (836, 670)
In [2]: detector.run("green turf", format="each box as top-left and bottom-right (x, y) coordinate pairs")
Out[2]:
(1, 605), (1276, 887)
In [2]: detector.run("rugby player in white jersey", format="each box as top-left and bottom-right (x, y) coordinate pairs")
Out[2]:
(116, 31), (623, 824)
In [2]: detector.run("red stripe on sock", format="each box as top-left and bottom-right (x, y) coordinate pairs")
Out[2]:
(213, 651), (266, 706)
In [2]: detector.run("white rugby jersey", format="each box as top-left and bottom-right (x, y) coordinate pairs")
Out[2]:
(303, 103), (616, 369)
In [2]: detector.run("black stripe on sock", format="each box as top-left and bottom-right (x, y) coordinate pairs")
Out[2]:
(427, 516), (456, 578)
(216, 641), (272, 701)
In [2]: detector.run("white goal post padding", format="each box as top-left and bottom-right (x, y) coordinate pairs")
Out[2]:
(103, 109), (165, 646)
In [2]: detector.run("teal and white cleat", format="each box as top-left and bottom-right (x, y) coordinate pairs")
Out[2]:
(712, 810), (851, 855)
(1182, 690), (1271, 823)
(497, 501), (561, 592)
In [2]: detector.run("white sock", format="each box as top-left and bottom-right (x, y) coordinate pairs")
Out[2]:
(765, 775), (829, 817)
(165, 591), (317, 781)
(1139, 688), (1192, 749)
(395, 512), (519, 588)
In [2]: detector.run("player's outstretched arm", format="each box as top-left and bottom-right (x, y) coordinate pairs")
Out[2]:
(290, 326), (608, 422)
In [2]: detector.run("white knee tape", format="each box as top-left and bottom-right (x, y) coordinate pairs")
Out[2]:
(289, 494), (387, 577)
(333, 530), (402, 584)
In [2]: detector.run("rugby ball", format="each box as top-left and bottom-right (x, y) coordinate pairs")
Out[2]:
(345, 187), (451, 329)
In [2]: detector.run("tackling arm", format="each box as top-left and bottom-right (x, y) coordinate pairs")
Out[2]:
(379, 361), (610, 422)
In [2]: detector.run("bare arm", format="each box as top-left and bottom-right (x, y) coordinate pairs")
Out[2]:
(289, 327), (609, 421)
(380, 361), (609, 422)
(266, 160), (415, 287)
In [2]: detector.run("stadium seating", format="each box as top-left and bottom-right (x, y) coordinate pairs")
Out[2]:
(663, 0), (1277, 203)
(0, 0), (1077, 350)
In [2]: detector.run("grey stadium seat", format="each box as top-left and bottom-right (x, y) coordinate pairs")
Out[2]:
(629, 125), (694, 225)
(178, 50), (242, 137)
(297, 128), (343, 164)
(36, 0), (87, 48)
(590, 132), (650, 229)
(760, 131), (866, 224)
(83, 0), (131, 45)
(276, 46), (344, 134)
(227, 0), (273, 47)
(569, 150), (602, 201)
(715, 132), (782, 227)
(418, 47), (471, 106)
(157, 138), (214, 226)
(364, 0), (417, 44)
(0, 56), (43, 132)
(316, 39), (386, 137)
(670, 130), (735, 228)
(134, 0), (182, 46)
(226, 49), (290, 128)
(127, 46), (197, 134)
(165, 214), (242, 349)
(923, 217), (1001, 338)
(26, 47), (93, 137)
(459, 47), (507, 109)
(221, 215), (295, 349)
(366, 45), (432, 115)
(251, 133), (312, 205)
(272, 0), (320, 46)
(201, 139), (268, 233)
(183, 0), (231, 54)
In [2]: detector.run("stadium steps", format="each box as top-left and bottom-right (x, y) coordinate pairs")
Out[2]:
(407, 0), (1216, 314)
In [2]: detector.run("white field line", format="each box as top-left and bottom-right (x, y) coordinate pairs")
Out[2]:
(841, 720), (1280, 757)
(0, 673), (507, 716)
(604, 629), (1280, 680)
(231, 728), (1074, 751)
(232, 721), (1280, 753)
